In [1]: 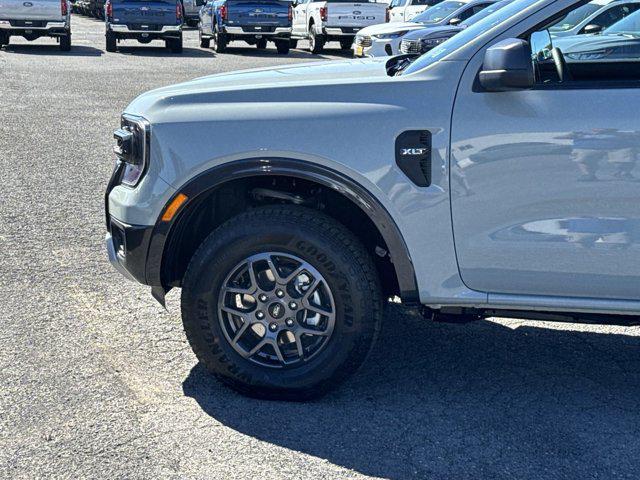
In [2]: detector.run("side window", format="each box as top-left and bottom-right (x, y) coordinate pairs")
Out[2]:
(390, 0), (408, 7)
(531, 5), (640, 85)
(581, 3), (640, 32)
(458, 4), (487, 21)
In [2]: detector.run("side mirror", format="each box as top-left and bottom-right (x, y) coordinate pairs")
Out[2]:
(479, 38), (534, 92)
(195, 0), (205, 5)
(583, 23), (603, 34)
(448, 17), (461, 26)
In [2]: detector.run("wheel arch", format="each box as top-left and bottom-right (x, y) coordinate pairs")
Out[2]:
(146, 158), (419, 304)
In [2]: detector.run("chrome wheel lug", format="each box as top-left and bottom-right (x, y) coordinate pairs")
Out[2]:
(285, 318), (295, 327)
(288, 301), (298, 310)
(275, 289), (285, 298)
(269, 323), (278, 332)
(258, 294), (268, 302)
(256, 311), (265, 320)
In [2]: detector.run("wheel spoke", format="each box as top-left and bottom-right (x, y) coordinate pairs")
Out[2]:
(301, 278), (321, 301)
(247, 338), (267, 357)
(269, 338), (286, 363)
(266, 257), (285, 284)
(298, 326), (331, 337)
(304, 302), (333, 317)
(231, 319), (252, 345)
(294, 333), (305, 359)
(224, 260), (258, 295)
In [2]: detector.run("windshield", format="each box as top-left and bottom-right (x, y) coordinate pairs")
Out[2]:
(603, 7), (640, 34)
(403, 0), (540, 74)
(413, 1), (465, 23)
(549, 2), (603, 31)
(461, 0), (513, 27)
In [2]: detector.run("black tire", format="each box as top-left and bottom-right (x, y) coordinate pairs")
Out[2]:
(340, 38), (352, 50)
(181, 205), (382, 401)
(59, 32), (71, 51)
(0, 32), (8, 47)
(289, 39), (298, 49)
(105, 31), (117, 52)
(256, 38), (267, 49)
(309, 27), (324, 54)
(275, 40), (290, 54)
(167, 36), (183, 53)
(199, 29), (210, 48)
(214, 27), (227, 53)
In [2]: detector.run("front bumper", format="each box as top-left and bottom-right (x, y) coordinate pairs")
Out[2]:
(106, 218), (154, 284)
(353, 37), (401, 57)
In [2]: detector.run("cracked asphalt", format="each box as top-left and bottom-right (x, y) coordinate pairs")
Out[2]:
(2, 14), (640, 480)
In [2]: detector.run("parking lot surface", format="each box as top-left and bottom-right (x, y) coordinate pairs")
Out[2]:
(2, 14), (640, 480)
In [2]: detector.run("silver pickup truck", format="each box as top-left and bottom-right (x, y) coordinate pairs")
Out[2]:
(0, 0), (71, 50)
(106, 0), (640, 400)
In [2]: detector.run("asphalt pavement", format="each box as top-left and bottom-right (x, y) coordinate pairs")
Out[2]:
(1, 14), (640, 480)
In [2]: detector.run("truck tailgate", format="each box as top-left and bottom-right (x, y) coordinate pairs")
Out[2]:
(326, 2), (386, 27)
(0, 0), (64, 21)
(226, 0), (290, 27)
(111, 0), (178, 26)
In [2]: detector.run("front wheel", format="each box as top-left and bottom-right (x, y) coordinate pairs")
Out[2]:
(0, 31), (8, 47)
(181, 206), (382, 400)
(256, 38), (267, 49)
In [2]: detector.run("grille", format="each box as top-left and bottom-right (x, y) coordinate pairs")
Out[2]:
(355, 35), (372, 47)
(400, 39), (420, 54)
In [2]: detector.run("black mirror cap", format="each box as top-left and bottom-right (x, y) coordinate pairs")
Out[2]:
(479, 38), (534, 92)
(583, 23), (602, 34)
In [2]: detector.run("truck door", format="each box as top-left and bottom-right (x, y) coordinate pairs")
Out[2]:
(292, 0), (310, 34)
(404, 0), (437, 21)
(388, 0), (408, 22)
(449, 7), (640, 301)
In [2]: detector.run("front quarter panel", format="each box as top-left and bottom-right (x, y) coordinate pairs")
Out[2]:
(126, 60), (485, 305)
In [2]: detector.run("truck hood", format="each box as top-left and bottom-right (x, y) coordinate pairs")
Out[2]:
(125, 58), (391, 117)
(553, 33), (640, 59)
(357, 21), (425, 36)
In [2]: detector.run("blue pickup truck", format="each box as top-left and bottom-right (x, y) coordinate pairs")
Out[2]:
(197, 0), (292, 54)
(105, 0), (183, 53)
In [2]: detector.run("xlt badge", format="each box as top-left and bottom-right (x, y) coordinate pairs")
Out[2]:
(395, 130), (432, 187)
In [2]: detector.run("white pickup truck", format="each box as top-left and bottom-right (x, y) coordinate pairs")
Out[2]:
(291, 0), (388, 52)
(388, 0), (440, 22)
(0, 0), (71, 50)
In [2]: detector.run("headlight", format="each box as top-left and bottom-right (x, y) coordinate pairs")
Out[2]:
(113, 114), (150, 187)
(373, 31), (408, 40)
(421, 36), (450, 48)
(565, 48), (613, 60)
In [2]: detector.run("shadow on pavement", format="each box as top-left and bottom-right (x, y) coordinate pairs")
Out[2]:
(183, 305), (640, 479)
(2, 44), (103, 56)
(115, 46), (215, 57)
(223, 45), (354, 60)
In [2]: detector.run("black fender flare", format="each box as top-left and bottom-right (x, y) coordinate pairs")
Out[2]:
(146, 158), (419, 304)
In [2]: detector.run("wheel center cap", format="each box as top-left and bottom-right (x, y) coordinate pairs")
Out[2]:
(268, 302), (285, 319)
